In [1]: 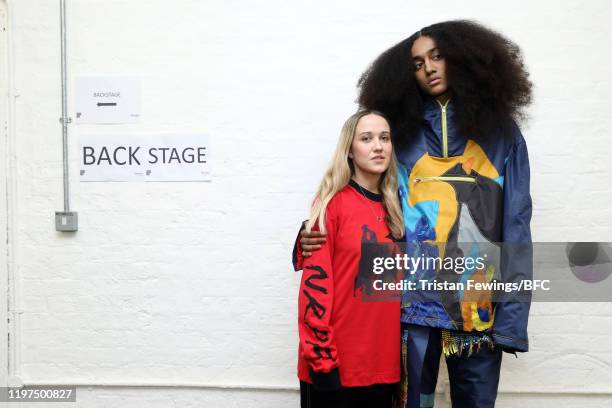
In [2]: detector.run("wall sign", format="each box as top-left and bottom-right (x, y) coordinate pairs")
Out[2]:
(75, 76), (142, 124)
(79, 133), (211, 182)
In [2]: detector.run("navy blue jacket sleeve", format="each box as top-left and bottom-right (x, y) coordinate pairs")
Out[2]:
(492, 124), (533, 353)
(292, 221), (307, 272)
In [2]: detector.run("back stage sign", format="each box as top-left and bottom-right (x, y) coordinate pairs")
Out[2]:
(75, 76), (142, 124)
(79, 133), (210, 182)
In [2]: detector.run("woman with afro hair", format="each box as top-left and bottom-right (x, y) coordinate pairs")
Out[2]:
(295, 20), (533, 408)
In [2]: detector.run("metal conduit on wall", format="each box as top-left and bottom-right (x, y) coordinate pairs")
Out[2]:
(55, 0), (77, 232)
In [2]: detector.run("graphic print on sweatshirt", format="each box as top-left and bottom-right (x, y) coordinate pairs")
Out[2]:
(300, 222), (390, 361)
(354, 224), (402, 297)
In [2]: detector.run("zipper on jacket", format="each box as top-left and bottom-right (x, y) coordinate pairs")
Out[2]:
(414, 176), (476, 184)
(436, 98), (450, 157)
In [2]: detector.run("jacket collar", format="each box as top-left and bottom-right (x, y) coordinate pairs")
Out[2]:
(421, 95), (466, 158)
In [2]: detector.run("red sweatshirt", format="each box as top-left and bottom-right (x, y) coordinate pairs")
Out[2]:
(297, 179), (400, 389)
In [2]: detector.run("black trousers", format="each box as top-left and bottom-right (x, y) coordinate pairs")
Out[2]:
(300, 381), (396, 408)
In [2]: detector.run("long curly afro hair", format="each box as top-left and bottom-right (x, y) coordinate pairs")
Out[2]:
(357, 20), (533, 145)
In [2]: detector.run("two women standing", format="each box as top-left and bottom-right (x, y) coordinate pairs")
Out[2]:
(295, 20), (533, 408)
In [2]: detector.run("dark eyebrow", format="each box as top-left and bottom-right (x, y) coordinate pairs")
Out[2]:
(412, 47), (439, 60)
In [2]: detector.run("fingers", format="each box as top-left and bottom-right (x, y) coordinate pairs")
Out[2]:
(302, 244), (322, 252)
(301, 237), (327, 246)
(299, 230), (326, 259)
(299, 230), (327, 239)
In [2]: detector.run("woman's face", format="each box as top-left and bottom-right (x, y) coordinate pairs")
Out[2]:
(349, 113), (392, 176)
(411, 35), (449, 97)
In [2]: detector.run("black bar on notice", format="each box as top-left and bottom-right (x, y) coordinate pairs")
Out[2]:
(97, 102), (117, 107)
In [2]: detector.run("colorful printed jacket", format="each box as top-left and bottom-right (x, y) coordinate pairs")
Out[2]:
(294, 96), (532, 353)
(395, 96), (532, 353)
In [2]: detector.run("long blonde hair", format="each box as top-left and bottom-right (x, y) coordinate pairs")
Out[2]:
(306, 110), (404, 239)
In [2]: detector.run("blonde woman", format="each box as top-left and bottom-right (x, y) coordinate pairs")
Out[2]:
(298, 110), (404, 408)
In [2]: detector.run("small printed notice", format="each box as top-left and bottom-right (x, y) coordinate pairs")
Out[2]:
(75, 76), (142, 124)
(79, 133), (211, 182)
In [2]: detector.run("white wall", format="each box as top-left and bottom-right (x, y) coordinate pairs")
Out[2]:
(2, 0), (612, 407)
(0, 0), (10, 392)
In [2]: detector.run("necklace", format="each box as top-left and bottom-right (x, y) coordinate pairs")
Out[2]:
(354, 181), (385, 222)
